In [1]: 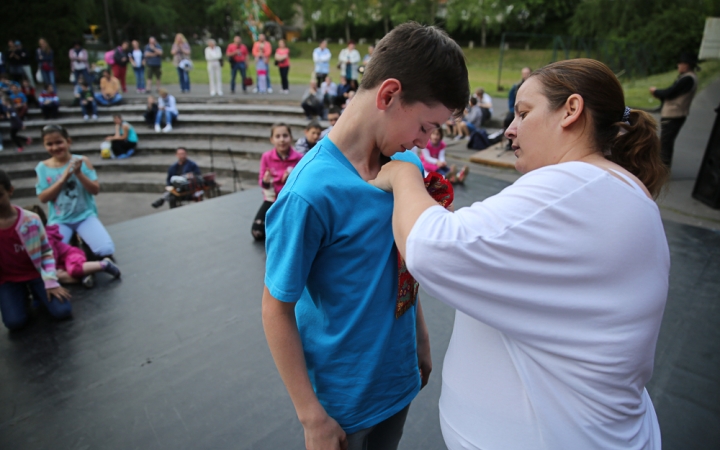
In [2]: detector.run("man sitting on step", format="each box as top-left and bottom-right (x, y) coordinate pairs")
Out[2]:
(151, 148), (201, 209)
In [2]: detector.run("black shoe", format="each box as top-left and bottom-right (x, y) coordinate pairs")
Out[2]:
(151, 198), (165, 208)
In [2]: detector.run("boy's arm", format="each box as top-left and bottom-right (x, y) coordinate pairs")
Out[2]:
(415, 298), (432, 388)
(262, 287), (348, 449)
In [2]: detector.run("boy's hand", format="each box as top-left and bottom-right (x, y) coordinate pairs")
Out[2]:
(417, 336), (432, 389)
(303, 413), (348, 450)
(47, 286), (71, 302)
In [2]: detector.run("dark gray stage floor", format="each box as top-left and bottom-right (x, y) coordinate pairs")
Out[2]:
(1, 172), (718, 449)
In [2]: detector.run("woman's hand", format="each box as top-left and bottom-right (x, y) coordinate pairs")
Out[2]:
(369, 160), (417, 193)
(47, 286), (71, 302)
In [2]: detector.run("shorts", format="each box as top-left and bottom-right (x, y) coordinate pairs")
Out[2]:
(147, 65), (162, 79)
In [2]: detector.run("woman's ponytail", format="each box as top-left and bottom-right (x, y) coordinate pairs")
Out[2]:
(609, 110), (668, 198)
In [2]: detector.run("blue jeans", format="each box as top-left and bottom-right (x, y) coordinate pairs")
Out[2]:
(57, 215), (115, 257)
(177, 67), (190, 92)
(94, 92), (122, 106)
(81, 99), (98, 116)
(155, 110), (178, 126)
(73, 69), (91, 85)
(41, 69), (56, 91)
(0, 277), (72, 330)
(134, 66), (146, 90)
(230, 62), (247, 92)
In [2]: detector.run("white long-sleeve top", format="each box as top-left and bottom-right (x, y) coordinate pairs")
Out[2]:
(406, 162), (669, 450)
(204, 46), (222, 63)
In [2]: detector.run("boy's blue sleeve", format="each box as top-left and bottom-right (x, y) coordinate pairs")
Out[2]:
(391, 150), (424, 175)
(264, 191), (325, 303)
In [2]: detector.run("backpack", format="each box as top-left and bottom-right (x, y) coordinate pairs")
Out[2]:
(104, 50), (115, 65)
(467, 130), (491, 150)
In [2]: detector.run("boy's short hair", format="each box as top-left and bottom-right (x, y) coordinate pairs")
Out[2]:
(306, 121), (322, 131)
(360, 22), (469, 118)
(469, 97), (478, 106)
(327, 106), (341, 116)
(0, 170), (12, 191)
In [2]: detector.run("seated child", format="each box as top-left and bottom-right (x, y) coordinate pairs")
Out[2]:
(144, 95), (158, 127)
(27, 205), (121, 288)
(420, 128), (450, 176)
(294, 121), (322, 154)
(256, 56), (268, 94)
(39, 84), (60, 119)
(0, 170), (72, 330)
(9, 84), (27, 119)
(79, 82), (98, 120)
(3, 96), (31, 152)
(252, 123), (303, 240)
(21, 79), (38, 108)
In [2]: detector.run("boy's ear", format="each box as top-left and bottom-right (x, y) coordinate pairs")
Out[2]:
(375, 79), (402, 112)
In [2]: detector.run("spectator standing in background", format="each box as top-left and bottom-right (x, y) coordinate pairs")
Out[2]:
(275, 39), (290, 94)
(313, 40), (331, 87)
(130, 40), (146, 93)
(650, 53), (699, 168)
(252, 34), (273, 93)
(36, 39), (56, 92)
(227, 35), (249, 94)
(9, 41), (33, 88)
(69, 41), (90, 86)
(112, 41), (130, 93)
(144, 37), (163, 93)
(338, 41), (361, 82)
(171, 34), (192, 93)
(39, 84), (60, 119)
(205, 39), (223, 96)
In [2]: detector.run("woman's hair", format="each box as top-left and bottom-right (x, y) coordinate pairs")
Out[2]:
(270, 122), (292, 139)
(530, 58), (667, 197)
(113, 114), (123, 120)
(175, 33), (187, 44)
(39, 38), (51, 51)
(207, 39), (216, 46)
(41, 124), (71, 140)
(0, 169), (12, 191)
(27, 205), (47, 225)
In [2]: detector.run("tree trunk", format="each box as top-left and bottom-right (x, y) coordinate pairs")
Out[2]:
(103, 0), (114, 46)
(311, 23), (317, 42)
(345, 19), (351, 43)
(481, 18), (487, 48)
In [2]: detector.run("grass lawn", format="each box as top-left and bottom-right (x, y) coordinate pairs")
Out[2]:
(124, 44), (720, 109)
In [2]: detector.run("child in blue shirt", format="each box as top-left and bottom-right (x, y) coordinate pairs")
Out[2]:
(262, 23), (469, 450)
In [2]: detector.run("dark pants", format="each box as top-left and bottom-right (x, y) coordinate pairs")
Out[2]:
(252, 200), (274, 240)
(10, 127), (27, 148)
(41, 103), (59, 119)
(660, 117), (687, 168)
(316, 72), (328, 87)
(230, 62), (247, 92)
(81, 99), (98, 117)
(73, 69), (91, 85)
(145, 104), (159, 126)
(111, 140), (136, 157)
(279, 66), (290, 91)
(480, 108), (491, 126)
(346, 405), (410, 450)
(0, 277), (72, 330)
(302, 100), (323, 119)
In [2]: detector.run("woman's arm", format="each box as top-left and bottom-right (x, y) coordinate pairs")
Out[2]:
(370, 161), (437, 258)
(75, 157), (100, 195)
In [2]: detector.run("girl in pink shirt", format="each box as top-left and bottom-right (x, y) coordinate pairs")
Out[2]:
(420, 128), (469, 183)
(252, 123), (303, 240)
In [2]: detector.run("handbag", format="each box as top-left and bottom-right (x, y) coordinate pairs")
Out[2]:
(244, 77), (253, 87)
(274, 59), (279, 66)
(35, 69), (43, 83)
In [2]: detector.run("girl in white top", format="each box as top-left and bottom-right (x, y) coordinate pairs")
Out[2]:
(371, 59), (670, 450)
(205, 39), (223, 96)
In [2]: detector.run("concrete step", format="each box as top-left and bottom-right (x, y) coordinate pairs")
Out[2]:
(2, 113), (323, 134)
(0, 139), (270, 164)
(3, 153), (261, 182)
(22, 103), (306, 121)
(2, 124), (306, 147)
(10, 170), (252, 198)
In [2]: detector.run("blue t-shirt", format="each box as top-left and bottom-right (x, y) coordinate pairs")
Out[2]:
(144, 44), (162, 67)
(264, 137), (423, 433)
(35, 156), (99, 225)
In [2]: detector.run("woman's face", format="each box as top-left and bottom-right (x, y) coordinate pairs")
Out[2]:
(43, 132), (71, 159)
(504, 77), (567, 174)
(279, 40), (286, 48)
(271, 126), (292, 152)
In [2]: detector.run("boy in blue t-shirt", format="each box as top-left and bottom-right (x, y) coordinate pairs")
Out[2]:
(262, 22), (469, 450)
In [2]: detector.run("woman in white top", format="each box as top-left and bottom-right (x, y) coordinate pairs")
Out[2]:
(205, 39), (223, 96)
(371, 59), (670, 449)
(130, 40), (146, 93)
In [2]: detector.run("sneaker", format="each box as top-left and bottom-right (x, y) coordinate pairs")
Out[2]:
(162, 124), (172, 133)
(82, 274), (95, 289)
(267, 87), (273, 94)
(151, 197), (165, 208)
(252, 88), (258, 93)
(92, 115), (98, 121)
(453, 135), (463, 141)
(457, 166), (469, 184)
(155, 124), (161, 132)
(83, 115), (89, 121)
(102, 258), (121, 279)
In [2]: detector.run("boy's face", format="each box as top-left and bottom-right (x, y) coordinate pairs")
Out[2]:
(305, 127), (321, 144)
(327, 113), (339, 126)
(0, 185), (13, 209)
(378, 96), (452, 157)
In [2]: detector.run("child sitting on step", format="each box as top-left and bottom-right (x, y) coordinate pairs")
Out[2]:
(0, 170), (72, 330)
(252, 123), (303, 240)
(27, 205), (121, 288)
